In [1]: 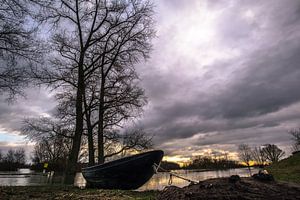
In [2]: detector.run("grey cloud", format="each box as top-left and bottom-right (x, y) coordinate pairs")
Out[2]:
(0, 87), (56, 132)
(160, 0), (198, 11)
(0, 141), (33, 151)
(217, 43), (300, 119)
(1, 0), (300, 159)
(138, 0), (300, 156)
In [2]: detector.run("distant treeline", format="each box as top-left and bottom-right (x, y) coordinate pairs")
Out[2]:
(158, 156), (243, 171)
(0, 149), (27, 171)
(159, 161), (181, 171)
(184, 156), (243, 170)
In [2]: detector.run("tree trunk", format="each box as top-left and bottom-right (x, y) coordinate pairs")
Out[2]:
(247, 165), (252, 176)
(97, 76), (105, 164)
(83, 89), (95, 166)
(86, 113), (95, 165)
(64, 57), (85, 184)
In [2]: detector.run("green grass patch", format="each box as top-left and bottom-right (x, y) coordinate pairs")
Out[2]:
(267, 152), (300, 184)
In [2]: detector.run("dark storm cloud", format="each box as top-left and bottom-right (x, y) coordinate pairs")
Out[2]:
(214, 42), (300, 119)
(136, 0), (300, 156)
(142, 37), (300, 138)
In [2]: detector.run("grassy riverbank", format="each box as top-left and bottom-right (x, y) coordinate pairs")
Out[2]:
(267, 152), (300, 183)
(0, 186), (158, 200)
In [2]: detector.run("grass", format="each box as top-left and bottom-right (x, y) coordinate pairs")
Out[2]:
(267, 152), (300, 184)
(0, 185), (158, 200)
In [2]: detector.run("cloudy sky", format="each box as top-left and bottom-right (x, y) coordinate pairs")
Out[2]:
(1, 0), (300, 163)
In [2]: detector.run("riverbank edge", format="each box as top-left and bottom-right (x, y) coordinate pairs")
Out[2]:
(1, 177), (300, 200)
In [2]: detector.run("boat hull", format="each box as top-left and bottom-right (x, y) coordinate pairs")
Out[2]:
(82, 150), (164, 189)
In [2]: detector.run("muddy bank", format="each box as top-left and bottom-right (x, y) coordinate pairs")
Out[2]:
(0, 186), (158, 200)
(158, 177), (300, 200)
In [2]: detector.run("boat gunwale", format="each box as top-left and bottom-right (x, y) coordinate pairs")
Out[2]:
(82, 150), (163, 173)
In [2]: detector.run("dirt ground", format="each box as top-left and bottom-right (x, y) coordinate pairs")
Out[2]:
(157, 177), (300, 200)
(2, 177), (300, 200)
(0, 186), (157, 200)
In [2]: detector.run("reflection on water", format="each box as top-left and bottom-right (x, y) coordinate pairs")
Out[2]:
(0, 169), (50, 186)
(139, 168), (257, 191)
(0, 168), (257, 190)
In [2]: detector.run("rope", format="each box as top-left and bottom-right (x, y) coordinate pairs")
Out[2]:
(153, 163), (199, 185)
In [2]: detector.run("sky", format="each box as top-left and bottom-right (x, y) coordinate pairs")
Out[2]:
(1, 0), (300, 163)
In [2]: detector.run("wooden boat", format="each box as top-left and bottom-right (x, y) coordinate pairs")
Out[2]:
(82, 150), (164, 189)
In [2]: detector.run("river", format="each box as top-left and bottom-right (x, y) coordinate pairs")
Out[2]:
(0, 168), (257, 190)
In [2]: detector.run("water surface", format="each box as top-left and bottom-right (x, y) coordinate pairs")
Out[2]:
(138, 168), (257, 191)
(0, 168), (257, 190)
(0, 169), (50, 186)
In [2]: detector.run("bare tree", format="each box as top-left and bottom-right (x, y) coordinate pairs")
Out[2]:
(33, 0), (155, 181)
(238, 144), (252, 175)
(23, 117), (74, 141)
(32, 136), (70, 169)
(0, 0), (42, 100)
(251, 146), (267, 166)
(55, 71), (148, 165)
(261, 144), (285, 163)
(4, 149), (15, 163)
(14, 148), (26, 165)
(23, 117), (74, 170)
(103, 128), (152, 160)
(95, 68), (147, 163)
(23, 96), (151, 166)
(0, 149), (16, 170)
(289, 128), (300, 152)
